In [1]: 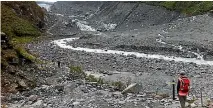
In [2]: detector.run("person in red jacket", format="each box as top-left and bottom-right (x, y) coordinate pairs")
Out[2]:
(177, 71), (190, 108)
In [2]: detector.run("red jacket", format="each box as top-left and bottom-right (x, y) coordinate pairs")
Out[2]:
(177, 76), (190, 96)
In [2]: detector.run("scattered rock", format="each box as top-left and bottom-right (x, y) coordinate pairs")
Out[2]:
(54, 85), (64, 92)
(18, 80), (27, 88)
(121, 83), (137, 94)
(31, 100), (43, 107)
(112, 91), (122, 98)
(64, 82), (76, 94)
(189, 103), (198, 108)
(72, 101), (80, 106)
(28, 95), (39, 102)
(154, 95), (164, 100)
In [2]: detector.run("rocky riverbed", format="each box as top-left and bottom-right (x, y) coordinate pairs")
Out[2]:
(2, 1), (213, 108)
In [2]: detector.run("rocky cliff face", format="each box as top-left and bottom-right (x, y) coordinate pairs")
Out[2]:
(49, 1), (181, 32)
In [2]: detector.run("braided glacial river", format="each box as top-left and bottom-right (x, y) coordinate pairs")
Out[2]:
(52, 37), (213, 66)
(48, 12), (213, 66)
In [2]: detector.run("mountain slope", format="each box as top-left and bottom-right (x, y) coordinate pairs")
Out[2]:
(1, 1), (45, 93)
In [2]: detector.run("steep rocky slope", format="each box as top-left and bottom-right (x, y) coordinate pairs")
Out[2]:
(1, 1), (45, 93)
(48, 1), (213, 60)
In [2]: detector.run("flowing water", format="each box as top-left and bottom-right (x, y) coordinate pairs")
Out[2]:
(52, 37), (213, 66)
(49, 13), (213, 66)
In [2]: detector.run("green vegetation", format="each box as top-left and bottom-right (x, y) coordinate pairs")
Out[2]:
(12, 36), (36, 44)
(111, 81), (126, 91)
(160, 1), (176, 9)
(1, 44), (40, 65)
(69, 66), (86, 79)
(86, 75), (104, 84)
(160, 1), (213, 15)
(1, 4), (41, 38)
(15, 46), (38, 62)
(85, 74), (126, 91)
(68, 66), (126, 91)
(1, 1), (45, 26)
(1, 1), (45, 93)
(11, 36), (40, 63)
(144, 1), (213, 16)
(1, 2), (44, 67)
(69, 66), (105, 84)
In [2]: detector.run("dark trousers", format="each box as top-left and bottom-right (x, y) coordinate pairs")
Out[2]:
(178, 96), (187, 108)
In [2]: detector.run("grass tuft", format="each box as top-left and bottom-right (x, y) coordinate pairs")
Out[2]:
(15, 46), (37, 62)
(86, 75), (104, 84)
(69, 66), (86, 79)
(111, 81), (126, 91)
(12, 36), (36, 44)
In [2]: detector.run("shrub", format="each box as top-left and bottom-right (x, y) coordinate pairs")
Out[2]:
(111, 81), (126, 91)
(86, 75), (104, 84)
(69, 66), (86, 79)
(86, 75), (98, 82)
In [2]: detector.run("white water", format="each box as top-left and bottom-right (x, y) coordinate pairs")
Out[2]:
(72, 19), (96, 32)
(157, 31), (204, 60)
(52, 38), (213, 66)
(159, 38), (204, 60)
(76, 22), (96, 31)
(103, 23), (117, 30)
(38, 3), (52, 11)
(55, 13), (64, 17)
(49, 13), (212, 65)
